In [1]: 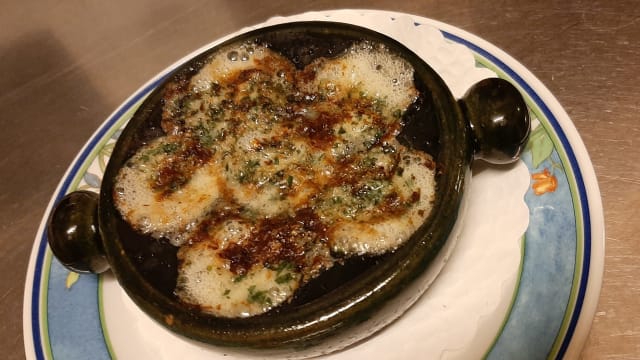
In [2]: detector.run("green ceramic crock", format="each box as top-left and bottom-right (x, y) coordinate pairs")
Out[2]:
(47, 21), (530, 357)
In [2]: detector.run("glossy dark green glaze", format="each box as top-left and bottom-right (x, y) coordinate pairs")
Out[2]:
(47, 190), (109, 273)
(461, 78), (531, 164)
(47, 21), (529, 354)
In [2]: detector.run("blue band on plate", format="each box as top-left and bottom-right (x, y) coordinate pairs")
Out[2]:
(441, 30), (591, 360)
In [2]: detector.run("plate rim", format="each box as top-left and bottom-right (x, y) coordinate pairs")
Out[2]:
(430, 18), (604, 358)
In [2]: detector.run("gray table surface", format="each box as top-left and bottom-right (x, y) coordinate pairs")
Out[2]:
(2, 1), (638, 358)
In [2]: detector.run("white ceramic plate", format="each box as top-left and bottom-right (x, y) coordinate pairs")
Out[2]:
(23, 9), (604, 360)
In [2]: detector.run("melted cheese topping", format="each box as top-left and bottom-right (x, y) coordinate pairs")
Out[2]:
(114, 136), (220, 244)
(114, 41), (436, 317)
(300, 42), (417, 117)
(328, 151), (436, 255)
(176, 221), (302, 317)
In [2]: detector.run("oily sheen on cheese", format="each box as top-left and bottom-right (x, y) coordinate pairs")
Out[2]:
(113, 41), (436, 318)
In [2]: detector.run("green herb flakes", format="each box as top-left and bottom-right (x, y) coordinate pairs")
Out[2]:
(247, 285), (272, 306)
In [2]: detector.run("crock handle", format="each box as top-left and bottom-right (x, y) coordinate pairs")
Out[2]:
(47, 190), (110, 273)
(460, 78), (531, 164)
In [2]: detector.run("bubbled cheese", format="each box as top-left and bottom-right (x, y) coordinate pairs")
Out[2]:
(113, 41), (436, 318)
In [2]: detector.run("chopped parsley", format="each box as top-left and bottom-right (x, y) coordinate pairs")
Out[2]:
(269, 262), (296, 284)
(354, 181), (385, 205)
(194, 124), (215, 147)
(237, 159), (260, 183)
(275, 272), (294, 284)
(162, 142), (179, 154)
(232, 273), (247, 283)
(360, 156), (377, 168)
(247, 285), (272, 306)
(363, 129), (385, 149)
